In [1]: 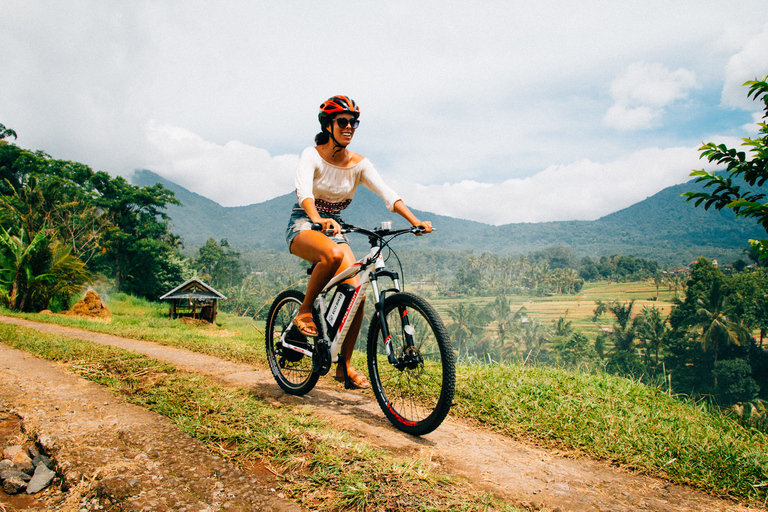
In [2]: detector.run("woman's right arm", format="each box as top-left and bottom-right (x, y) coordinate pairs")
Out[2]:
(296, 148), (341, 235)
(295, 149), (335, 233)
(295, 148), (316, 207)
(299, 198), (341, 235)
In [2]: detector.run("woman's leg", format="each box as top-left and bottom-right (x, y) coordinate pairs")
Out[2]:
(336, 297), (368, 384)
(291, 233), (366, 384)
(290, 230), (348, 316)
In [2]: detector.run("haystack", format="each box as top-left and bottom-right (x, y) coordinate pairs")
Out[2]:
(66, 290), (111, 319)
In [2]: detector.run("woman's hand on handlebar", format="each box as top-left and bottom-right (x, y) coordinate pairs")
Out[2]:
(312, 218), (341, 236)
(413, 220), (433, 236)
(393, 200), (432, 236)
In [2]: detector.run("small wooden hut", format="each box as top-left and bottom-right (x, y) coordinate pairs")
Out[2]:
(159, 277), (227, 324)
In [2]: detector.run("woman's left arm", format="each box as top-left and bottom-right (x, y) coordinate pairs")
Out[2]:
(393, 200), (432, 234)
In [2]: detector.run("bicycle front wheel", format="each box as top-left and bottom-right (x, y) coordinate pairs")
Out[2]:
(265, 290), (319, 395)
(367, 292), (455, 435)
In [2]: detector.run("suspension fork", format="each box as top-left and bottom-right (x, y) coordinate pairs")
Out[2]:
(370, 270), (412, 366)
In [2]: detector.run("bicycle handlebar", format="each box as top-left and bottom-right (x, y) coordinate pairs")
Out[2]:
(310, 222), (433, 238)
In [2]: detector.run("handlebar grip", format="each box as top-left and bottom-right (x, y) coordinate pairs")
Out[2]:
(311, 223), (323, 231)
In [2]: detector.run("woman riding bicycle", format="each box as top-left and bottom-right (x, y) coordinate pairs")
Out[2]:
(285, 95), (432, 389)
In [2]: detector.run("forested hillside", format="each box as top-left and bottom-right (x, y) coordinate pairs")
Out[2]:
(134, 169), (765, 266)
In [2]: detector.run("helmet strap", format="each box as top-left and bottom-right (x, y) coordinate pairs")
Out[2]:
(328, 129), (347, 157)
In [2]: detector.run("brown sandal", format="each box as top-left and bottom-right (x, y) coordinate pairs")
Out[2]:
(293, 312), (317, 337)
(335, 368), (370, 390)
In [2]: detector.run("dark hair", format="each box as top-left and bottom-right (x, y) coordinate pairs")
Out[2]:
(315, 130), (330, 145)
(314, 114), (333, 145)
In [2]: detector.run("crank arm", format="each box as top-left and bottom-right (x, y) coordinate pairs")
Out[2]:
(281, 340), (314, 357)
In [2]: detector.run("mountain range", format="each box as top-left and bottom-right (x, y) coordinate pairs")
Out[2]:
(132, 169), (766, 267)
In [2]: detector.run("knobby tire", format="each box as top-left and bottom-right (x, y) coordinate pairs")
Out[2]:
(367, 292), (455, 435)
(265, 289), (319, 395)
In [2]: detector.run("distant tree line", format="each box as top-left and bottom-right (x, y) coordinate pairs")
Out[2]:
(0, 124), (188, 311)
(430, 256), (768, 415)
(424, 246), (661, 298)
(591, 257), (768, 417)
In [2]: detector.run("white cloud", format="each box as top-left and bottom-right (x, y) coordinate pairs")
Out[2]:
(721, 23), (768, 110)
(744, 112), (765, 135)
(2, 1), (767, 227)
(604, 62), (698, 130)
(145, 122), (298, 206)
(397, 146), (714, 225)
(603, 104), (659, 132)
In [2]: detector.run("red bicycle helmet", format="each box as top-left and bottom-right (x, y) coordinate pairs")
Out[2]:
(318, 95), (360, 126)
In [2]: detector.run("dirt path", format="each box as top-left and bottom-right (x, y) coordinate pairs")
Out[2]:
(0, 315), (761, 512)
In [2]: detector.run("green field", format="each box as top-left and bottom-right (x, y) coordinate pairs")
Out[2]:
(429, 280), (678, 339)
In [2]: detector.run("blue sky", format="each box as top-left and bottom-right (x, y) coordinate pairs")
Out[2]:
(1, 1), (767, 225)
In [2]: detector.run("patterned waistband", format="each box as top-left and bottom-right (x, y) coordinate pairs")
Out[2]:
(315, 198), (352, 214)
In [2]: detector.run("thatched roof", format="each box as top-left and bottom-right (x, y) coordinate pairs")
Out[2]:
(159, 277), (227, 301)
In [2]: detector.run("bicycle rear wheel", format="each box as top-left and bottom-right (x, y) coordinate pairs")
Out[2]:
(367, 292), (455, 435)
(265, 290), (319, 395)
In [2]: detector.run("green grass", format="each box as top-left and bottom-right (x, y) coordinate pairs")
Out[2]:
(454, 363), (768, 501)
(3, 288), (768, 504)
(0, 323), (515, 512)
(7, 293), (267, 363)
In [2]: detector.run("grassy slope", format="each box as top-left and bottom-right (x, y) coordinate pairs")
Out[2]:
(2, 291), (767, 505)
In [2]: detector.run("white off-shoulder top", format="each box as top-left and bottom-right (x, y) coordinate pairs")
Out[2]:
(294, 147), (400, 213)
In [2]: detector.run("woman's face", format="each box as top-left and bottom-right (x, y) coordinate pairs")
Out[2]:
(331, 114), (357, 146)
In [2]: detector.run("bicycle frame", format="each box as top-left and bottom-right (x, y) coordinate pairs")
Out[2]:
(281, 225), (408, 365)
(267, 221), (453, 435)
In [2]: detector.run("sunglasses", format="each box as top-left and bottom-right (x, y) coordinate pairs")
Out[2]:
(334, 118), (360, 129)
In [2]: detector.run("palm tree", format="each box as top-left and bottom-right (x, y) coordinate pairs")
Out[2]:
(29, 239), (91, 311)
(0, 226), (90, 311)
(688, 281), (750, 361)
(0, 123), (17, 143)
(609, 300), (635, 331)
(549, 268), (565, 294)
(607, 300), (637, 355)
(563, 268), (580, 294)
(0, 226), (50, 310)
(525, 262), (549, 295)
(634, 306), (667, 366)
(553, 313), (574, 338)
(447, 301), (482, 360)
(490, 298), (527, 360)
(489, 295), (512, 347)
(668, 273), (685, 301)
(512, 317), (550, 363)
(651, 271), (664, 300)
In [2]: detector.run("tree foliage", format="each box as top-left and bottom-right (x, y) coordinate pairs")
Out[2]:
(0, 124), (186, 309)
(634, 305), (668, 367)
(194, 238), (244, 290)
(683, 75), (768, 258)
(661, 258), (768, 405)
(0, 123), (17, 144)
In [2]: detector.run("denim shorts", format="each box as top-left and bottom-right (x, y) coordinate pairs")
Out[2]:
(285, 203), (349, 252)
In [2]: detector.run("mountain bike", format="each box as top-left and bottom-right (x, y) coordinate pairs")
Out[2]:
(265, 222), (455, 435)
